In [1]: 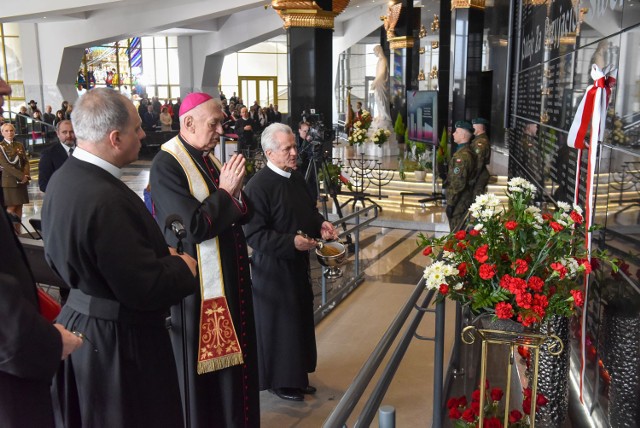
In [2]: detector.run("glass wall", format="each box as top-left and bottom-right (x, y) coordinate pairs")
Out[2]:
(0, 23), (25, 115)
(79, 36), (180, 102)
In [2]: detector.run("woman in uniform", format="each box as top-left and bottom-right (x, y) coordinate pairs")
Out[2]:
(0, 123), (30, 233)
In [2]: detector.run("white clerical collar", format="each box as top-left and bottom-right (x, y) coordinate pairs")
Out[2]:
(267, 160), (291, 178)
(72, 146), (122, 179)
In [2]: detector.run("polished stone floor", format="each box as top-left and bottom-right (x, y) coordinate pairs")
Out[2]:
(20, 150), (461, 427)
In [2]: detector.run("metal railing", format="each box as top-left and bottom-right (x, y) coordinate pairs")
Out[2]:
(323, 279), (445, 427)
(314, 205), (379, 324)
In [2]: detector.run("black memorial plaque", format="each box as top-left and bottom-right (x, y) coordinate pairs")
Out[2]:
(541, 54), (575, 130)
(516, 65), (542, 122)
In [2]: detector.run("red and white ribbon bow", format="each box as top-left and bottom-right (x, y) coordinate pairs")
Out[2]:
(567, 63), (617, 403)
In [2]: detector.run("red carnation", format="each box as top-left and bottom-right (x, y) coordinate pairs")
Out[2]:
(448, 407), (462, 419)
(471, 389), (481, 402)
(570, 210), (583, 224)
(469, 229), (480, 237)
(474, 244), (489, 263)
(458, 262), (468, 277)
(422, 246), (433, 256)
(479, 263), (497, 280)
(485, 417), (502, 428)
(495, 302), (514, 319)
(549, 221), (564, 232)
(528, 276), (544, 292)
(470, 400), (480, 415)
(461, 408), (475, 423)
(536, 393), (549, 407)
(454, 230), (466, 240)
(490, 387), (503, 402)
(513, 259), (529, 275)
(439, 284), (449, 295)
(509, 410), (523, 423)
(505, 220), (518, 230)
(457, 396), (467, 407)
(516, 291), (533, 309)
(447, 397), (459, 409)
(570, 289), (584, 307)
(542, 213), (552, 220)
(456, 241), (467, 251)
(550, 262), (567, 279)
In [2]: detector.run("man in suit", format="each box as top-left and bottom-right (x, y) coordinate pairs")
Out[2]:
(38, 120), (76, 192)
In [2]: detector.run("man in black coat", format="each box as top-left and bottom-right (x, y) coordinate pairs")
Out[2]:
(38, 120), (76, 192)
(42, 88), (199, 428)
(0, 210), (83, 427)
(150, 93), (259, 428)
(244, 123), (338, 402)
(234, 106), (256, 155)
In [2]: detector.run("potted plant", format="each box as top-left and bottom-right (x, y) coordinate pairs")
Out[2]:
(371, 128), (391, 147)
(394, 114), (406, 145)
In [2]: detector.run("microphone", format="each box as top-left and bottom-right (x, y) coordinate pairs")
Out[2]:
(165, 214), (186, 254)
(165, 214), (187, 240)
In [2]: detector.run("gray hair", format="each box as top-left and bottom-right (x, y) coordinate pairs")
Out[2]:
(261, 123), (293, 152)
(71, 88), (131, 142)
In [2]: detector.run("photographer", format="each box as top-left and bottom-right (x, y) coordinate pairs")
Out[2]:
(296, 122), (317, 201)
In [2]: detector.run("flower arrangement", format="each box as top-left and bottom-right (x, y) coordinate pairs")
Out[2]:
(418, 177), (616, 328)
(371, 128), (391, 147)
(348, 126), (368, 146)
(359, 109), (372, 130)
(447, 380), (548, 427)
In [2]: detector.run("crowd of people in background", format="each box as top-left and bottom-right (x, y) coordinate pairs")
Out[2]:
(3, 89), (284, 148)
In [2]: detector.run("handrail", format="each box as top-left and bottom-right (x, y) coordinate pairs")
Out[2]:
(354, 289), (439, 427)
(314, 205), (379, 324)
(323, 279), (437, 428)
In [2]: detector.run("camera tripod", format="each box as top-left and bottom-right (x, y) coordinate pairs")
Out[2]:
(302, 147), (351, 245)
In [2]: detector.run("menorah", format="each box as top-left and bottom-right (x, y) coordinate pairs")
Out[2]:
(339, 153), (394, 212)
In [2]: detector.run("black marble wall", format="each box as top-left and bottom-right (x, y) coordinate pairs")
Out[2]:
(288, 27), (333, 127)
(506, 0), (640, 424)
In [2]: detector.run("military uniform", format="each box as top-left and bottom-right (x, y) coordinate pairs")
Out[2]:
(470, 132), (491, 198)
(445, 143), (476, 231)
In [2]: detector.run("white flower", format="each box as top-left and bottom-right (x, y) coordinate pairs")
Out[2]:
(573, 203), (583, 215)
(474, 223), (484, 231)
(557, 201), (571, 212)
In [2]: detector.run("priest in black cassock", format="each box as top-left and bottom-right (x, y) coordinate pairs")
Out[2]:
(42, 88), (199, 428)
(0, 210), (83, 427)
(244, 123), (338, 402)
(150, 93), (259, 428)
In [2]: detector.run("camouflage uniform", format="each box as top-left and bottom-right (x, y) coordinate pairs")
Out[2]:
(470, 132), (491, 199)
(445, 143), (476, 231)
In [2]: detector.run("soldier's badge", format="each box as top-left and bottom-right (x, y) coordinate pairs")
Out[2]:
(475, 148), (481, 153)
(453, 166), (461, 175)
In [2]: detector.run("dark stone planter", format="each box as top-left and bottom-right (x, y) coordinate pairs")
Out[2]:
(533, 315), (570, 428)
(603, 306), (640, 428)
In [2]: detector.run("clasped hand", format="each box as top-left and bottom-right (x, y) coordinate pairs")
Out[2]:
(219, 153), (245, 198)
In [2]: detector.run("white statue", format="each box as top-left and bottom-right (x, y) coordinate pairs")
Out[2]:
(370, 45), (393, 129)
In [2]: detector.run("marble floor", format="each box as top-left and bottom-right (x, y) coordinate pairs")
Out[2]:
(20, 150), (457, 427)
